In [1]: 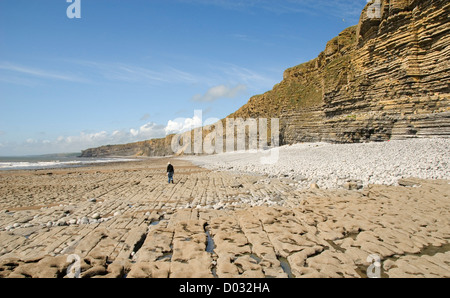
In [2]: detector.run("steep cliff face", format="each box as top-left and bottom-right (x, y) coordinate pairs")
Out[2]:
(80, 0), (449, 157)
(281, 0), (450, 143)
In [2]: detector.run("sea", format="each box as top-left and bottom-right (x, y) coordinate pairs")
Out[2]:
(0, 153), (137, 171)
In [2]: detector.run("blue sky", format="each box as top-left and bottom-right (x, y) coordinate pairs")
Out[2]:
(0, 0), (366, 156)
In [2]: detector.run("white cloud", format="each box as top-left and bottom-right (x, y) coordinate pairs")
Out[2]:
(72, 60), (200, 85)
(220, 64), (278, 88)
(130, 129), (139, 137)
(139, 123), (166, 138)
(62, 131), (109, 145)
(165, 114), (203, 135)
(0, 62), (87, 83)
(72, 124), (165, 148)
(0, 122), (168, 156)
(191, 84), (247, 102)
(68, 59), (277, 93)
(112, 130), (122, 136)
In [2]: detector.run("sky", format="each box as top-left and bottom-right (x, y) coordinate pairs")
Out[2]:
(0, 0), (367, 156)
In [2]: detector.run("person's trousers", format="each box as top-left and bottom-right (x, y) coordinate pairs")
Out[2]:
(168, 172), (174, 184)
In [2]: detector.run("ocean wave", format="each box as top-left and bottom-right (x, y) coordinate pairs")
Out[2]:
(0, 158), (137, 170)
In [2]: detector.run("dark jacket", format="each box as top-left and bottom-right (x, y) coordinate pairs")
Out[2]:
(167, 164), (174, 173)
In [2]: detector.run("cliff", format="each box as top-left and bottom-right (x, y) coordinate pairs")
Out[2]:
(232, 0), (450, 143)
(80, 135), (175, 158)
(80, 0), (449, 157)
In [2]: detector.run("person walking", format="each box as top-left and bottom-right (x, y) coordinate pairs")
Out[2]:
(167, 162), (175, 184)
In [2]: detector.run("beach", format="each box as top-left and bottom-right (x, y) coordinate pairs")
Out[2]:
(0, 140), (449, 278)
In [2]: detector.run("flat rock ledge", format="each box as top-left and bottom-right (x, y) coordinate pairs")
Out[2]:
(0, 160), (448, 278)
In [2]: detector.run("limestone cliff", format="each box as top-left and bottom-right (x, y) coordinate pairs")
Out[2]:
(80, 0), (449, 157)
(232, 0), (450, 143)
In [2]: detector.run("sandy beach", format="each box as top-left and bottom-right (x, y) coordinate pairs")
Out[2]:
(0, 152), (449, 278)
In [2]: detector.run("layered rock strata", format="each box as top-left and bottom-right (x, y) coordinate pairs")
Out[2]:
(263, 0), (450, 143)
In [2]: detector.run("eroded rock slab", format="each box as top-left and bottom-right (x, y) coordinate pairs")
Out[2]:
(0, 158), (449, 278)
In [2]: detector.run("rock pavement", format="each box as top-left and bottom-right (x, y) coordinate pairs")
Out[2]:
(0, 157), (449, 278)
